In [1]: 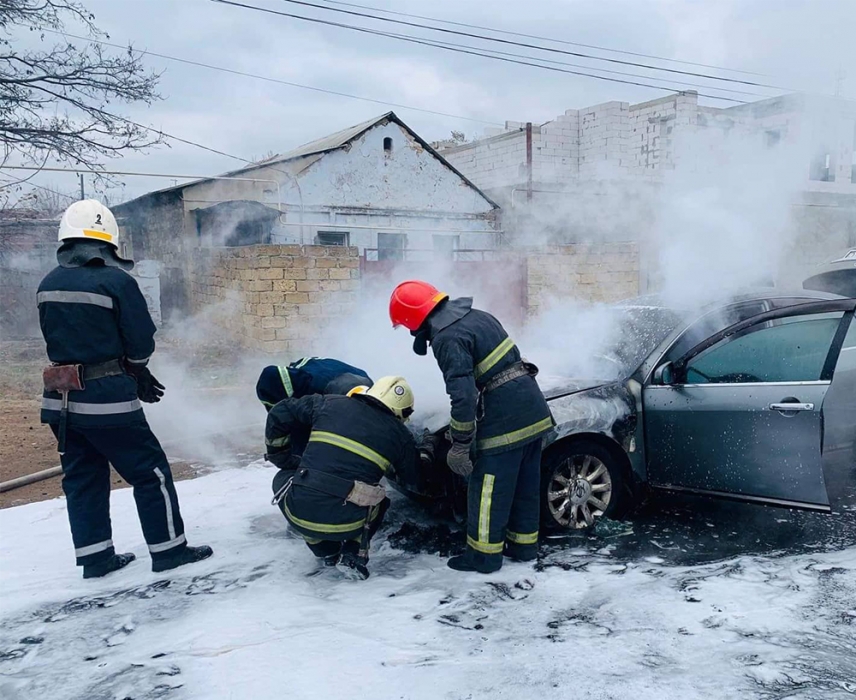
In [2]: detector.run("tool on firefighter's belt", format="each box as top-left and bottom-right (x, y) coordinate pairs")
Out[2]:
(43, 364), (84, 454)
(357, 504), (375, 561)
(271, 476), (293, 506)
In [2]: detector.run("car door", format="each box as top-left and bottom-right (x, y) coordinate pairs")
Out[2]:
(643, 299), (856, 511)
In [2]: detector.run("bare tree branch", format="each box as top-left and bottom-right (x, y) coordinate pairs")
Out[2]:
(0, 0), (165, 170)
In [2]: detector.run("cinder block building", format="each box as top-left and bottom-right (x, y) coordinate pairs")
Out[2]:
(438, 92), (856, 286)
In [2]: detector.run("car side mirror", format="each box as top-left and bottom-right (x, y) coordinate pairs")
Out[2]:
(653, 362), (675, 386)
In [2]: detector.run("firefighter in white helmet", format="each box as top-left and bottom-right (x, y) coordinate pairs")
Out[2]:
(37, 199), (213, 579)
(266, 376), (418, 579)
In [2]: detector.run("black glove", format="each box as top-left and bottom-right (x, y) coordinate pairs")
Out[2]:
(447, 439), (474, 477)
(125, 363), (165, 403)
(267, 451), (301, 471)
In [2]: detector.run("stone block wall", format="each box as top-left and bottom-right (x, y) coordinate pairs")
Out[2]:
(523, 243), (640, 315)
(189, 244), (360, 354)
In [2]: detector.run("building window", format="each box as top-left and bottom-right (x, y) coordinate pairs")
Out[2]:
(809, 146), (835, 182)
(378, 232), (406, 261)
(433, 234), (459, 260)
(851, 122), (856, 184)
(383, 137), (393, 155)
(315, 230), (349, 246)
(765, 130), (781, 148)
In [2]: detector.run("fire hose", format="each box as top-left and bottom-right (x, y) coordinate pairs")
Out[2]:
(0, 422), (260, 494)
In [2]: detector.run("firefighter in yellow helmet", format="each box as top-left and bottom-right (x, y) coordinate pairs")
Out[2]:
(266, 376), (417, 579)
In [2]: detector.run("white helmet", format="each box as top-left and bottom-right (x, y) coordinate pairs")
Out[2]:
(365, 376), (415, 422)
(58, 199), (120, 249)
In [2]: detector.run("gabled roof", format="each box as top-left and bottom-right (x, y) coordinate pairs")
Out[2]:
(115, 112), (498, 211)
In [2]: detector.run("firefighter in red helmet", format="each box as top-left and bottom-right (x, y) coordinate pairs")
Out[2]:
(389, 280), (554, 573)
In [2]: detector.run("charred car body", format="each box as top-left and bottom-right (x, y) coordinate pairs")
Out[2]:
(394, 286), (856, 531)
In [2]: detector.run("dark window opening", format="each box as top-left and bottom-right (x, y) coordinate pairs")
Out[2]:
(765, 130), (781, 148)
(316, 231), (349, 247)
(377, 232), (406, 261)
(383, 137), (393, 154)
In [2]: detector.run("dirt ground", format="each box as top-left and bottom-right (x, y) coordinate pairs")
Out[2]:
(0, 337), (249, 510)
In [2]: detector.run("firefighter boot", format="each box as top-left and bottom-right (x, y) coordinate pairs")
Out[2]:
(447, 553), (502, 574)
(152, 545), (214, 573)
(83, 552), (136, 579)
(337, 541), (370, 580)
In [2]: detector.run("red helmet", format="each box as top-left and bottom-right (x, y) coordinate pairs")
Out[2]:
(389, 280), (448, 331)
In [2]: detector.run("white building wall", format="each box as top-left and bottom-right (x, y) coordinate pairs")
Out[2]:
(183, 120), (498, 256)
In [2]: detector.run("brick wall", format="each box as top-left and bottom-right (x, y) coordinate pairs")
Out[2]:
(189, 244), (360, 353)
(523, 243), (640, 315)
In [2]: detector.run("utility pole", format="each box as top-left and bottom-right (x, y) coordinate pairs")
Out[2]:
(525, 122), (533, 202)
(78, 173), (85, 200)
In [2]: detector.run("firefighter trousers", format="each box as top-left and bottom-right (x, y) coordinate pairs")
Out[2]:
(50, 422), (187, 567)
(465, 439), (541, 569)
(271, 469), (389, 559)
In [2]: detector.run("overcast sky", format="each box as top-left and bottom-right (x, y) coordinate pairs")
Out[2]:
(7, 0), (856, 204)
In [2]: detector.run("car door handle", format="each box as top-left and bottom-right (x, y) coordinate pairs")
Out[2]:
(769, 402), (814, 412)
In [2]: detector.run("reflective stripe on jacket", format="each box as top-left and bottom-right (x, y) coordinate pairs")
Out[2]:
(37, 264), (155, 427)
(428, 299), (554, 455)
(266, 394), (416, 540)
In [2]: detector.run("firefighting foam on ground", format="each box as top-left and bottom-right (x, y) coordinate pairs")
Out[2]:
(2, 0), (855, 698)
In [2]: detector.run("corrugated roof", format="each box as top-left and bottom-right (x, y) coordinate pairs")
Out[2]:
(257, 112), (394, 165)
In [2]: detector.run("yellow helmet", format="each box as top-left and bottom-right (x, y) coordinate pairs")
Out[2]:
(346, 385), (370, 397)
(365, 376), (414, 422)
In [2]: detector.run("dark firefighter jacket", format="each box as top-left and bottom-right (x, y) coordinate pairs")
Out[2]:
(426, 298), (554, 456)
(256, 358), (372, 409)
(38, 261), (156, 428)
(266, 394), (417, 540)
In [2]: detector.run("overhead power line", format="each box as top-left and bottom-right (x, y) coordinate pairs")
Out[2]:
(321, 0), (768, 77)
(263, 0), (789, 90)
(210, 0), (753, 102)
(46, 29), (503, 127)
(353, 25), (766, 99)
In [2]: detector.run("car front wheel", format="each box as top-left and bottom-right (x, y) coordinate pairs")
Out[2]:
(540, 439), (630, 531)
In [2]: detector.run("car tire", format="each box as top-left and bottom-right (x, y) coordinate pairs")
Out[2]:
(540, 439), (632, 532)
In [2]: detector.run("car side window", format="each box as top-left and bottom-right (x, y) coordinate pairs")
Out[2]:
(685, 312), (844, 384)
(666, 301), (768, 362)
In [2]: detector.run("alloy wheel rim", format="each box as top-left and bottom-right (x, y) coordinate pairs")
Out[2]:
(547, 454), (612, 529)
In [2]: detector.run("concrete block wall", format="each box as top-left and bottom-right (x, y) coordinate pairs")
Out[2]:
(523, 243), (640, 314)
(443, 130), (530, 190)
(189, 244), (360, 354)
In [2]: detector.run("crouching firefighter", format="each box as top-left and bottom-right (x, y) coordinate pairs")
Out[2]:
(37, 200), (213, 579)
(266, 377), (417, 579)
(256, 358), (372, 411)
(389, 281), (554, 574)
(257, 357), (374, 464)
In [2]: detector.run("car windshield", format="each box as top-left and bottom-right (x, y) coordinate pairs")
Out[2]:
(589, 304), (684, 379)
